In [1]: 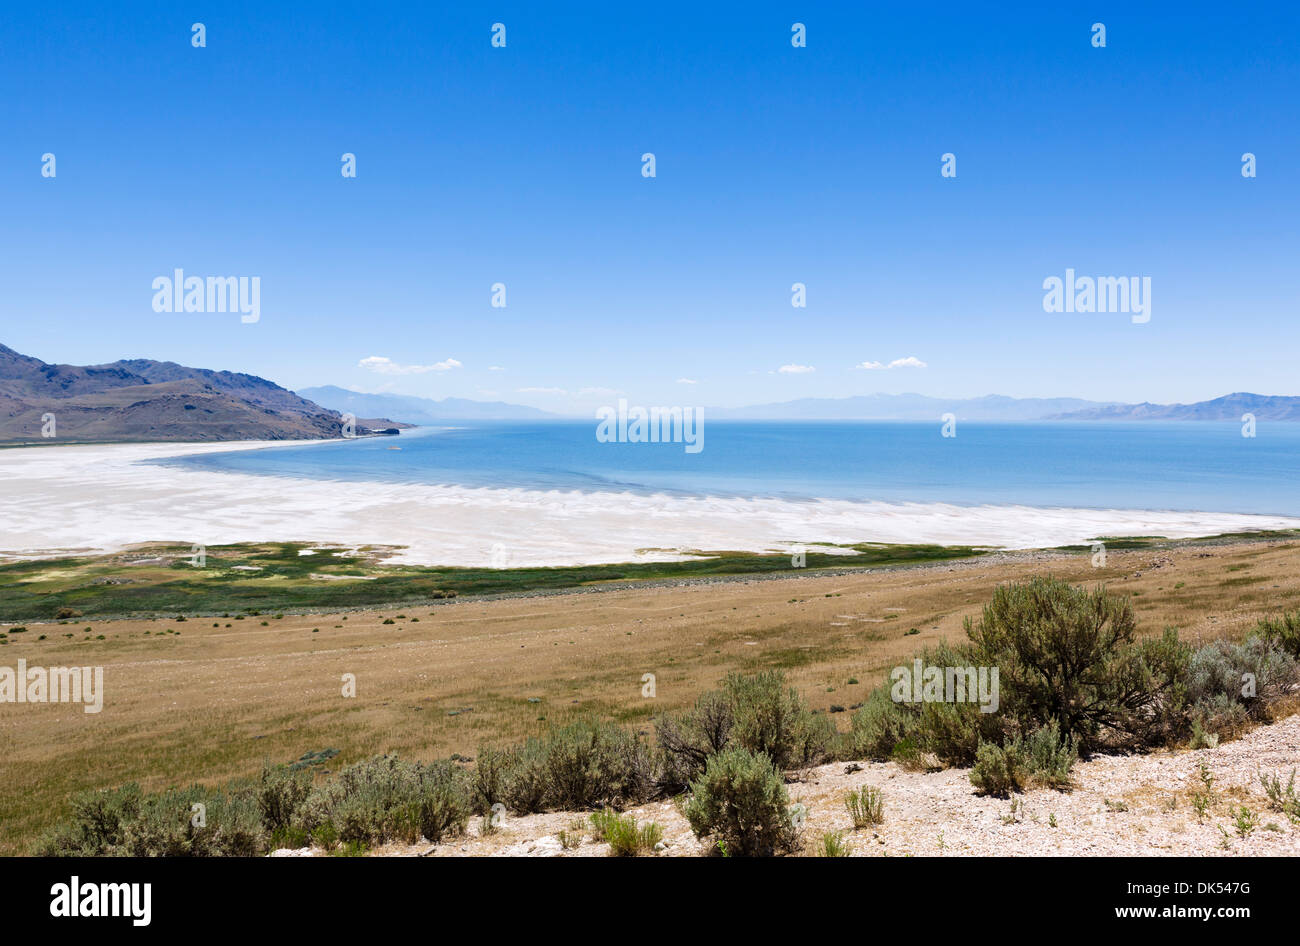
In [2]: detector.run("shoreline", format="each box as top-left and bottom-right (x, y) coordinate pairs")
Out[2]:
(4, 439), (1300, 568)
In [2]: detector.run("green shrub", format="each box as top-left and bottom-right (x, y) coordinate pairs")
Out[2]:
(258, 763), (312, 834)
(540, 719), (655, 811)
(965, 580), (1190, 752)
(969, 722), (1076, 796)
(820, 830), (851, 857)
(35, 783), (144, 855)
(595, 811), (662, 856)
(1188, 693), (1249, 743)
(1257, 611), (1300, 659)
(122, 786), (265, 857)
(844, 785), (884, 827)
(295, 755), (469, 846)
(492, 741), (550, 814)
(848, 685), (919, 760)
(724, 670), (834, 770)
(658, 671), (833, 788)
(970, 740), (1027, 797)
(1022, 721), (1077, 790)
(1259, 769), (1300, 820)
(683, 746), (799, 856)
(36, 783), (268, 857)
(1186, 635), (1297, 729)
(889, 736), (937, 771)
(477, 720), (655, 814)
(588, 808), (619, 841)
(311, 821), (339, 850)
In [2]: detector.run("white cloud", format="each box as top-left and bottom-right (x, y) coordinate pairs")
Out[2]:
(488, 365), (504, 371)
(516, 386), (567, 395)
(855, 356), (927, 370)
(676, 378), (698, 385)
(577, 386), (621, 397)
(359, 355), (462, 375)
(778, 364), (816, 374)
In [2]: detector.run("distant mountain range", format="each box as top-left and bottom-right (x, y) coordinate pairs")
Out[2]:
(1047, 393), (1300, 422)
(706, 394), (1119, 421)
(0, 344), (397, 443)
(4, 343), (1297, 443)
(298, 388), (1300, 424)
(298, 386), (560, 422)
(707, 392), (1300, 421)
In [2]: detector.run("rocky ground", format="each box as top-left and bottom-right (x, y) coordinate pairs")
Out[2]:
(273, 711), (1300, 858)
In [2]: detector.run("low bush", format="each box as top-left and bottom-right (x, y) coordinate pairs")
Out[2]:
(970, 740), (1027, 797)
(1257, 611), (1300, 659)
(1259, 769), (1300, 820)
(683, 746), (800, 857)
(258, 763), (312, 835)
(844, 785), (884, 827)
(484, 719), (656, 815)
(592, 811), (662, 856)
(1186, 635), (1297, 734)
(1021, 721), (1077, 790)
(970, 722), (1077, 796)
(658, 671), (834, 792)
(295, 755), (469, 846)
(820, 831), (851, 857)
(540, 719), (656, 811)
(36, 783), (267, 857)
(847, 685), (919, 760)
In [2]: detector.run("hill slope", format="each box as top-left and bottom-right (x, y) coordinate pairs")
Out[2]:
(0, 344), (356, 442)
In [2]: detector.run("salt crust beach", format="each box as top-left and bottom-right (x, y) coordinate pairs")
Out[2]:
(3, 440), (1300, 567)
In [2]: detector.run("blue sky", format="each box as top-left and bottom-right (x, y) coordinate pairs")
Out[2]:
(2, 1), (1297, 412)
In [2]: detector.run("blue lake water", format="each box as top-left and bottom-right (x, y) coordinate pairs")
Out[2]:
(160, 421), (1300, 516)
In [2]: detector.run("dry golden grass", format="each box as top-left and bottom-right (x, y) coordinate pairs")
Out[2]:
(1, 539), (1297, 854)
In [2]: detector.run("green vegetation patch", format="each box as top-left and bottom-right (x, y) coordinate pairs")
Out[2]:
(0, 540), (988, 621)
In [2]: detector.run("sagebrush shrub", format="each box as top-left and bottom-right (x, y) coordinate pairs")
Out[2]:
(658, 671), (833, 789)
(540, 719), (655, 811)
(969, 740), (1027, 797)
(1257, 611), (1300, 659)
(656, 690), (734, 791)
(258, 763), (312, 834)
(1022, 721), (1077, 790)
(478, 719), (655, 814)
(684, 746), (799, 856)
(848, 685), (919, 760)
(965, 580), (1190, 752)
(36, 782), (267, 857)
(296, 755), (469, 845)
(1186, 635), (1297, 728)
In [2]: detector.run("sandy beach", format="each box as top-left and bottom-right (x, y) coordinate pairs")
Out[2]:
(3, 440), (1300, 567)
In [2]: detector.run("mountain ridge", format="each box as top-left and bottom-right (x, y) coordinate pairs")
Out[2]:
(0, 344), (389, 442)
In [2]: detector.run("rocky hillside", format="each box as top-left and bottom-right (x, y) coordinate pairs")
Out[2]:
(0, 344), (383, 442)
